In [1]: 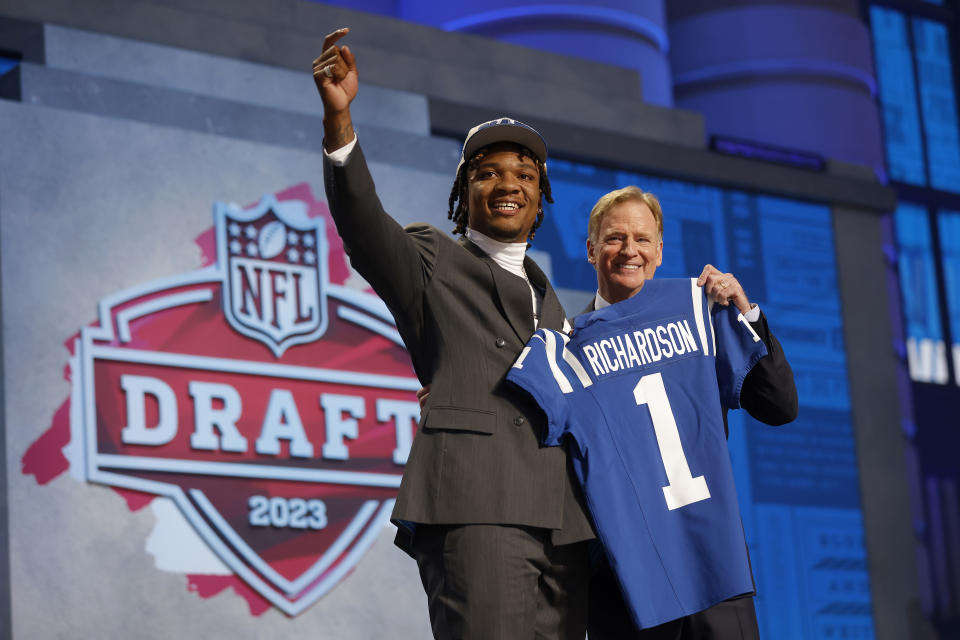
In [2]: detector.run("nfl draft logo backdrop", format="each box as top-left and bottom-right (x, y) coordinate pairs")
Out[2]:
(25, 185), (419, 616)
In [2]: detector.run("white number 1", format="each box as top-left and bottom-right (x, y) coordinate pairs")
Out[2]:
(633, 373), (711, 510)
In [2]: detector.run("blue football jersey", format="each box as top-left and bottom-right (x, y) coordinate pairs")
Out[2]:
(506, 278), (767, 629)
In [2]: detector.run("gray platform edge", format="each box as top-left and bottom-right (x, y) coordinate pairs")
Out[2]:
(0, 16), (894, 211)
(0, 0), (645, 99)
(0, 1), (713, 145)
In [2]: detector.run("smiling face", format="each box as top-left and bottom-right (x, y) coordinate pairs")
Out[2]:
(464, 142), (541, 243)
(587, 199), (663, 303)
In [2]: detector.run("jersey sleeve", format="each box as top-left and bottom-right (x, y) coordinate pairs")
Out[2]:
(711, 303), (769, 410)
(506, 329), (593, 447)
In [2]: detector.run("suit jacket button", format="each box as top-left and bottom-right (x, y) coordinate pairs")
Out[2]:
(513, 416), (525, 426)
(495, 337), (506, 348)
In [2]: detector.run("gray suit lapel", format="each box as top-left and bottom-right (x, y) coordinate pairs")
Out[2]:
(460, 236), (536, 341)
(524, 256), (565, 331)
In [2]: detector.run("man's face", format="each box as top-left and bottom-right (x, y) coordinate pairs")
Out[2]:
(587, 199), (663, 303)
(465, 143), (541, 243)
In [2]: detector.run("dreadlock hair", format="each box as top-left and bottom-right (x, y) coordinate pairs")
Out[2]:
(447, 144), (554, 246)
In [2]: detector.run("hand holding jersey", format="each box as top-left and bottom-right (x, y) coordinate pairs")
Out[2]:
(697, 264), (752, 314)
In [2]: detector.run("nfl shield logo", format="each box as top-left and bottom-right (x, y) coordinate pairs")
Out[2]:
(217, 196), (328, 356)
(50, 186), (419, 616)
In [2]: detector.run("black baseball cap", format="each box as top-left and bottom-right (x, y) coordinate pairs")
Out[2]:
(456, 117), (548, 174)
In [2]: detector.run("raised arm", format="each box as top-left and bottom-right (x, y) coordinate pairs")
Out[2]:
(314, 29), (438, 356)
(313, 28), (358, 152)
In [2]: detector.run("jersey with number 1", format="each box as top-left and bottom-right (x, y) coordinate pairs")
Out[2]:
(506, 277), (767, 629)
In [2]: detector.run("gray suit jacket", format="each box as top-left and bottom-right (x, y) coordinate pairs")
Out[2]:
(324, 146), (594, 551)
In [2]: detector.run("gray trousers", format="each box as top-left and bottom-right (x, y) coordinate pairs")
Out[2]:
(411, 524), (591, 640)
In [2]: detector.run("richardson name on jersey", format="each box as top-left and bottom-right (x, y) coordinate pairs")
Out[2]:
(581, 317), (700, 379)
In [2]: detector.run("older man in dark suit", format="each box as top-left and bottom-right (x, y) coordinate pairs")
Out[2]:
(314, 28), (594, 640)
(581, 186), (798, 640)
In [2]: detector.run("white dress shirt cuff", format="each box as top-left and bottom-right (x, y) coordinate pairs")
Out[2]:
(324, 135), (358, 166)
(744, 304), (761, 323)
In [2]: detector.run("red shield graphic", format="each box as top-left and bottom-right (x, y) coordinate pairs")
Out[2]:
(74, 192), (417, 615)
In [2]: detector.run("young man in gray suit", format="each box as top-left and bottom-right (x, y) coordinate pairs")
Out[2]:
(314, 28), (594, 640)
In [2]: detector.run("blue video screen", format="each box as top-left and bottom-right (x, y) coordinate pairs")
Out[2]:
(870, 6), (928, 186)
(895, 203), (948, 383)
(871, 7), (960, 193)
(938, 210), (960, 381)
(913, 19), (960, 194)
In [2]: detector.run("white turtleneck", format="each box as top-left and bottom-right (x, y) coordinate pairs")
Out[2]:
(466, 228), (543, 329)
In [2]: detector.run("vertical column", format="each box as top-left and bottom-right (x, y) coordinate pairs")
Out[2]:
(833, 206), (920, 640)
(397, 0), (674, 106)
(667, 3), (884, 173)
